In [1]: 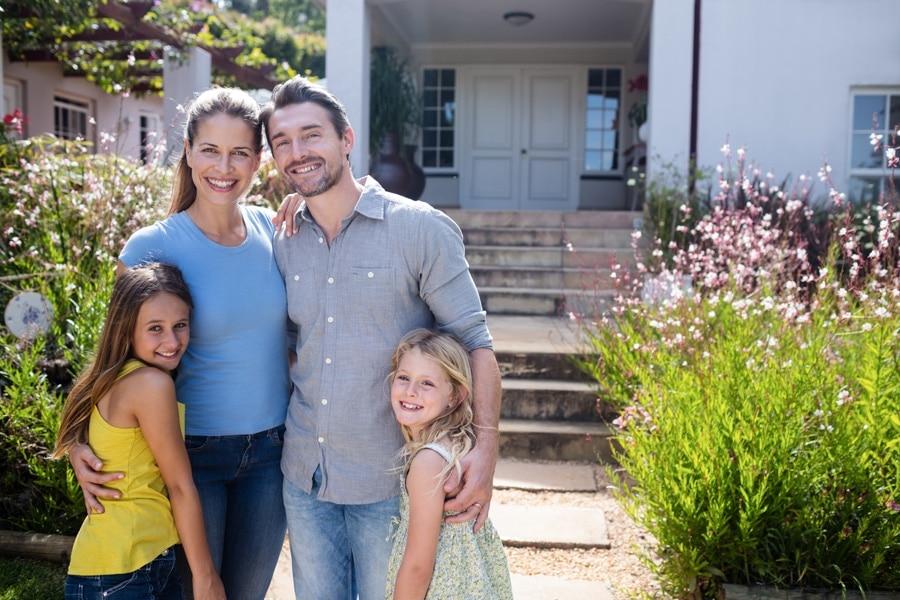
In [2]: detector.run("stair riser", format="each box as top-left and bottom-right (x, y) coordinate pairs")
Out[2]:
(467, 247), (633, 269)
(472, 268), (612, 289)
(499, 430), (617, 463)
(501, 389), (614, 422)
(496, 351), (589, 381)
(481, 290), (614, 317)
(443, 208), (642, 230)
(463, 228), (635, 249)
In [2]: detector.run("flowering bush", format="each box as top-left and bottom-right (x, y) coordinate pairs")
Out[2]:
(578, 144), (899, 597)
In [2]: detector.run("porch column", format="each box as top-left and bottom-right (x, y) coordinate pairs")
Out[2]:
(325, 0), (370, 177)
(163, 46), (212, 166)
(646, 0), (695, 180)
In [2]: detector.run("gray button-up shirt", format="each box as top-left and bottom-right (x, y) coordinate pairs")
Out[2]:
(274, 177), (492, 504)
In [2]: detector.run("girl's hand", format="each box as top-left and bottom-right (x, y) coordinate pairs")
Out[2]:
(272, 193), (304, 237)
(68, 442), (124, 514)
(193, 572), (227, 600)
(442, 442), (496, 532)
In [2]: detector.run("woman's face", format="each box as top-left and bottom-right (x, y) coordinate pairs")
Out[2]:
(185, 113), (261, 208)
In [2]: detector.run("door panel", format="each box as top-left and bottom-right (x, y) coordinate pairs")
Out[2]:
(460, 67), (578, 210)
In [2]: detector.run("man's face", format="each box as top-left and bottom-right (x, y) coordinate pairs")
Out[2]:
(267, 102), (353, 197)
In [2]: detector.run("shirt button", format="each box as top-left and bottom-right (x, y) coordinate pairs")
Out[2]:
(321, 399), (328, 405)
(293, 275), (300, 281)
(318, 437), (325, 443)
(367, 271), (374, 278)
(327, 316), (334, 323)
(318, 237), (324, 244)
(328, 277), (334, 284)
(325, 358), (332, 364)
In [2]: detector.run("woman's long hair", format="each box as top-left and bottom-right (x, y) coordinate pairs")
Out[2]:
(53, 263), (193, 458)
(168, 87), (263, 216)
(388, 328), (476, 485)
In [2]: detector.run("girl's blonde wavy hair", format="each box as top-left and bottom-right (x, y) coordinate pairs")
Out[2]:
(388, 329), (476, 485)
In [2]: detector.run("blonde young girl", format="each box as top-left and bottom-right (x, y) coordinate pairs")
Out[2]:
(385, 328), (513, 600)
(53, 263), (225, 600)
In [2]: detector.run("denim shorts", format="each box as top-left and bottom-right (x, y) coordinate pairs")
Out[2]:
(64, 546), (182, 599)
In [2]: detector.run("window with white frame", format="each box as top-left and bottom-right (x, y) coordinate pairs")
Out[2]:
(139, 113), (161, 165)
(54, 95), (91, 142)
(584, 68), (622, 173)
(421, 68), (456, 170)
(848, 90), (900, 204)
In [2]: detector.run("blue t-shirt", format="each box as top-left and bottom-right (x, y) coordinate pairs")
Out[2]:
(120, 205), (290, 436)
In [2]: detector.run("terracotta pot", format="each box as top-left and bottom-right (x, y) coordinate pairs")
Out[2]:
(369, 133), (411, 196)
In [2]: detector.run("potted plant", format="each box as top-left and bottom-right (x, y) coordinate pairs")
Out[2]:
(369, 46), (424, 197)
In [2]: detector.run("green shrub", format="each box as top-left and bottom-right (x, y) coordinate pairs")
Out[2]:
(578, 145), (900, 597)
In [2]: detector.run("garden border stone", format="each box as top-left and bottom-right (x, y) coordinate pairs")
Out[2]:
(723, 584), (900, 600)
(0, 530), (74, 564)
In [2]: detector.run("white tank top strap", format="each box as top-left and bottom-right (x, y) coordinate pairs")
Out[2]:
(421, 442), (453, 463)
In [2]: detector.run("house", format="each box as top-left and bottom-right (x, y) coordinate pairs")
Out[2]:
(318, 0), (900, 210)
(5, 0), (898, 208)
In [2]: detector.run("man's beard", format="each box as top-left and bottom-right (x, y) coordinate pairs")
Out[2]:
(290, 160), (344, 197)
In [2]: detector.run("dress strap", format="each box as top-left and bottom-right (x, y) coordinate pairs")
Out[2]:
(420, 442), (453, 464)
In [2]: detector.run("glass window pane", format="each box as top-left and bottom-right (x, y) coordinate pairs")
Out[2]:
(847, 176), (881, 204)
(585, 151), (601, 171)
(853, 95), (885, 130)
(440, 89), (455, 105)
(423, 89), (437, 106)
(587, 93), (604, 109)
(588, 69), (603, 88)
(439, 150), (453, 168)
(423, 130), (437, 147)
(423, 69), (438, 87)
(440, 69), (455, 87)
(600, 151), (615, 171)
(441, 102), (455, 127)
(606, 70), (621, 87)
(603, 93), (620, 109)
(585, 130), (602, 150)
(423, 108), (439, 128)
(586, 109), (603, 129)
(889, 94), (900, 131)
(440, 130), (454, 147)
(850, 132), (882, 169)
(423, 149), (437, 168)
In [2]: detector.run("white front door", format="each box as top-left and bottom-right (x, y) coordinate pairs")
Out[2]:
(460, 67), (579, 211)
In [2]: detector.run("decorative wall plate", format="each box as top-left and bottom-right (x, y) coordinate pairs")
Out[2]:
(4, 291), (54, 339)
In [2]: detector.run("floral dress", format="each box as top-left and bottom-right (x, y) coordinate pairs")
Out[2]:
(385, 443), (514, 600)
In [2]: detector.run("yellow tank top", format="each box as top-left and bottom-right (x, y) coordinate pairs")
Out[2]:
(68, 359), (186, 575)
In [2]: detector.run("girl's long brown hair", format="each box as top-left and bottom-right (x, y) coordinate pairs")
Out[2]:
(52, 263), (193, 458)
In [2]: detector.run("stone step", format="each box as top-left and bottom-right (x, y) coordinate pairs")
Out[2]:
(481, 286), (614, 317)
(463, 226), (635, 248)
(494, 458), (598, 492)
(492, 504), (610, 549)
(510, 575), (614, 600)
(501, 379), (612, 422)
(499, 418), (614, 463)
(442, 208), (642, 230)
(495, 348), (589, 382)
(471, 264), (613, 289)
(466, 245), (633, 269)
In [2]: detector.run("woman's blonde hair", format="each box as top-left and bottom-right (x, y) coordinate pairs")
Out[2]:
(53, 263), (193, 458)
(388, 328), (475, 483)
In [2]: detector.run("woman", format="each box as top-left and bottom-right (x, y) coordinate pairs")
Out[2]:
(69, 87), (291, 600)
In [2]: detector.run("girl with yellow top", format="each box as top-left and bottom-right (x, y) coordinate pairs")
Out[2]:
(54, 263), (225, 600)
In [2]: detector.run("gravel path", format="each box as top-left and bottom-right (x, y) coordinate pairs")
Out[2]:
(494, 463), (661, 599)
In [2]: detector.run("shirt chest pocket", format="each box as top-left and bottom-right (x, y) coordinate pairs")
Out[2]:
(349, 267), (396, 304)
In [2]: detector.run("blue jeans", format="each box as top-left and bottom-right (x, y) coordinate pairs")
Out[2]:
(283, 469), (399, 600)
(65, 546), (181, 599)
(182, 425), (286, 600)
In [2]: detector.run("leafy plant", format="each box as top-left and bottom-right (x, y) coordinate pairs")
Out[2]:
(369, 46), (421, 155)
(577, 144), (900, 597)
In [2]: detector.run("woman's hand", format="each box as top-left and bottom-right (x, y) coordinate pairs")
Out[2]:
(68, 443), (124, 514)
(272, 193), (305, 237)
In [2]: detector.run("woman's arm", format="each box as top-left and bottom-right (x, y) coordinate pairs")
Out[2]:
(128, 369), (226, 600)
(393, 449), (448, 600)
(271, 193), (304, 237)
(67, 444), (125, 514)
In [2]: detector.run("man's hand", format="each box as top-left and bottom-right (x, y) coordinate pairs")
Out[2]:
(272, 193), (304, 237)
(442, 440), (498, 532)
(68, 443), (124, 514)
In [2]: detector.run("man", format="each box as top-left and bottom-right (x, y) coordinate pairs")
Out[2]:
(260, 76), (501, 599)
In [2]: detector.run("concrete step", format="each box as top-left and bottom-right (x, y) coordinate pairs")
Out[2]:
(501, 379), (612, 422)
(499, 418), (614, 463)
(471, 264), (613, 289)
(492, 504), (610, 549)
(463, 226), (635, 248)
(481, 286), (614, 317)
(510, 575), (614, 600)
(466, 245), (633, 269)
(494, 458), (597, 492)
(495, 348), (589, 382)
(442, 208), (642, 230)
